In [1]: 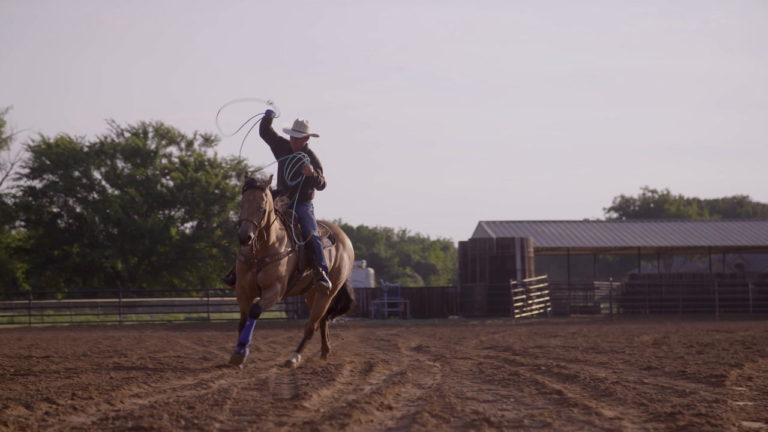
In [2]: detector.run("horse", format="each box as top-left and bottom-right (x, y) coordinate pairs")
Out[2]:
(228, 173), (356, 368)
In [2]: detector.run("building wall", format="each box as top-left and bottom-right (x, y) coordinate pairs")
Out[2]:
(536, 251), (768, 284)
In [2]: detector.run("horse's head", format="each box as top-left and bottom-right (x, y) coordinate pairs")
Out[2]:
(238, 173), (274, 246)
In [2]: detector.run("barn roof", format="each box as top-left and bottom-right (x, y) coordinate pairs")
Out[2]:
(471, 220), (768, 249)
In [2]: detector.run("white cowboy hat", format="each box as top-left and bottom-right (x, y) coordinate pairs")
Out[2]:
(283, 118), (319, 138)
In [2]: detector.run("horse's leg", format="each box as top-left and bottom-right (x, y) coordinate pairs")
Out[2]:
(237, 311), (247, 334)
(319, 316), (331, 360)
(229, 298), (259, 367)
(230, 283), (282, 368)
(286, 290), (333, 367)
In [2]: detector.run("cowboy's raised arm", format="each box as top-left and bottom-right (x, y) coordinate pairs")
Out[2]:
(259, 111), (290, 159)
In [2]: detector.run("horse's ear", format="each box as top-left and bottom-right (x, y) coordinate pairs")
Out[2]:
(267, 174), (274, 185)
(242, 171), (249, 182)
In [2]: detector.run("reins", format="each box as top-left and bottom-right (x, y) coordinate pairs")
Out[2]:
(237, 197), (295, 270)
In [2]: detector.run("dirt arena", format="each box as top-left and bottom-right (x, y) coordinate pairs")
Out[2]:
(1, 318), (767, 432)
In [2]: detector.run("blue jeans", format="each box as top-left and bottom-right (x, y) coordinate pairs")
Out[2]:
(294, 201), (329, 274)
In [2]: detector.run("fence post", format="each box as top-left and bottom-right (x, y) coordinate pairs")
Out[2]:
(748, 281), (753, 316)
(118, 288), (123, 325)
(207, 288), (211, 322)
(645, 283), (649, 315)
(714, 280), (720, 321)
(608, 278), (614, 319)
(27, 290), (32, 327)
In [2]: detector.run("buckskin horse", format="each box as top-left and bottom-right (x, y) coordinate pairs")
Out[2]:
(229, 173), (356, 368)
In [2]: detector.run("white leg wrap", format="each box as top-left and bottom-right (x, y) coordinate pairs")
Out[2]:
(288, 352), (302, 367)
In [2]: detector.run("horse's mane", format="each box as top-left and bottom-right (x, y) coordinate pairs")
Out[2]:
(242, 173), (290, 213)
(242, 173), (272, 193)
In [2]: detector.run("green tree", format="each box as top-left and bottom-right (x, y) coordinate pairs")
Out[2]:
(12, 120), (247, 294)
(338, 222), (457, 286)
(605, 186), (768, 220)
(0, 107), (24, 291)
(0, 107), (27, 291)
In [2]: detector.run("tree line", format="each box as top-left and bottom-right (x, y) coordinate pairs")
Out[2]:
(0, 110), (457, 293)
(2, 108), (766, 293)
(604, 186), (768, 220)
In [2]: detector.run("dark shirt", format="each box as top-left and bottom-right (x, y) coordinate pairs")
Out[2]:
(259, 116), (326, 203)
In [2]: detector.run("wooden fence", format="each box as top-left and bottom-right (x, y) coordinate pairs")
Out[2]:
(351, 286), (459, 319)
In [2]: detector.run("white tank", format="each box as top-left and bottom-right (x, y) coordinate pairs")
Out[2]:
(350, 260), (376, 288)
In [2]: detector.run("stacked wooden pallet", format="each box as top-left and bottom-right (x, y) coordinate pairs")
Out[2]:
(510, 275), (551, 319)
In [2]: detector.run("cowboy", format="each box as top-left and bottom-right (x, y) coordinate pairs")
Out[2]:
(221, 109), (332, 290)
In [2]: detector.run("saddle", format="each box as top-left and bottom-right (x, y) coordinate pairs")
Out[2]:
(276, 206), (336, 282)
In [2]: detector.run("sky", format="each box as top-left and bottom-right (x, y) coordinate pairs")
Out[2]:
(1, 0), (767, 242)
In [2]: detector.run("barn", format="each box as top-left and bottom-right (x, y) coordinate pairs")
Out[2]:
(459, 220), (768, 316)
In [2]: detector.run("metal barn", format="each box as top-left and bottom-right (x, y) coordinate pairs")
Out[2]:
(461, 220), (768, 316)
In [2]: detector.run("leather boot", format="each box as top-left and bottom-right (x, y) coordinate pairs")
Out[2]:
(221, 267), (236, 288)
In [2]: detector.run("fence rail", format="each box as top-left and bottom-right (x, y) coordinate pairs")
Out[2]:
(549, 276), (768, 318)
(0, 286), (460, 326)
(6, 277), (764, 326)
(0, 288), (302, 326)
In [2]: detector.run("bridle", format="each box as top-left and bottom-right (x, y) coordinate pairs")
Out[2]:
(238, 206), (273, 253)
(237, 183), (295, 268)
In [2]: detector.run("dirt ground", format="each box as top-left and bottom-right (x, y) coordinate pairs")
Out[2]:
(1, 318), (767, 432)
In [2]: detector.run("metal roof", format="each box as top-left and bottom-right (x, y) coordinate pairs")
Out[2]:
(471, 220), (768, 249)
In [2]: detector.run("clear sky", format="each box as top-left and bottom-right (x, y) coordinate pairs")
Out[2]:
(2, 0), (767, 242)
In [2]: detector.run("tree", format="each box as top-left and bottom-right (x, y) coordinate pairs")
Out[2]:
(605, 186), (768, 220)
(11, 120), (247, 294)
(0, 107), (26, 291)
(338, 222), (457, 286)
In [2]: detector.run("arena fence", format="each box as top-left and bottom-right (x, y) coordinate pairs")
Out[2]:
(351, 286), (459, 319)
(0, 288), (306, 326)
(5, 277), (762, 326)
(0, 286), (460, 326)
(549, 274), (768, 318)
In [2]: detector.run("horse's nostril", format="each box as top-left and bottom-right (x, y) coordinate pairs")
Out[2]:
(239, 233), (253, 245)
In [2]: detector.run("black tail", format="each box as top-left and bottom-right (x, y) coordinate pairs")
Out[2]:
(324, 281), (356, 321)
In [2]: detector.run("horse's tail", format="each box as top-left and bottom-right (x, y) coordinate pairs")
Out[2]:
(324, 281), (356, 321)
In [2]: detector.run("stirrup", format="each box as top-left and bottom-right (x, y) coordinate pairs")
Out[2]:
(221, 272), (236, 288)
(316, 270), (331, 289)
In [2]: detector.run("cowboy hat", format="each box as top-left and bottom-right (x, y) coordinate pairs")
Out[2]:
(283, 118), (319, 138)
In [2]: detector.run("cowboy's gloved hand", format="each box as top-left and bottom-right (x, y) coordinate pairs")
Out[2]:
(264, 109), (276, 119)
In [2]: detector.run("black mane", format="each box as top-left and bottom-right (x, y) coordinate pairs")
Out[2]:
(242, 174), (272, 193)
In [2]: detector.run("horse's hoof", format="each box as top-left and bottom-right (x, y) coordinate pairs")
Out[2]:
(285, 352), (302, 368)
(229, 347), (249, 368)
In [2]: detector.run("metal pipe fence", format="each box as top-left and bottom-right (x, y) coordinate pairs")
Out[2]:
(6, 279), (763, 326)
(0, 288), (303, 326)
(549, 277), (768, 319)
(0, 286), (460, 326)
